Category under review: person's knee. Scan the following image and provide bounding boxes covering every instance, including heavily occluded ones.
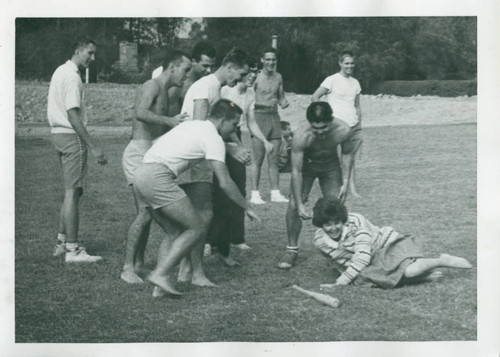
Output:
[64,187,83,201]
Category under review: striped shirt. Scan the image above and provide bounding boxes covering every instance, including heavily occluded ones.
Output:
[313,213,399,285]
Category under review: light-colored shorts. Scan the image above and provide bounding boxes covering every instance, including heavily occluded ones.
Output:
[134,163,186,210]
[176,160,214,186]
[51,133,87,189]
[340,121,362,154]
[122,139,152,185]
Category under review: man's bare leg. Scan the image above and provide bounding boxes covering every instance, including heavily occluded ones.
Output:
[250,136,266,192]
[267,138,281,191]
[147,197,207,296]
[121,186,152,284]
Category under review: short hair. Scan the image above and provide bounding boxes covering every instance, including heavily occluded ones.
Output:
[306,102,333,124]
[72,37,96,54]
[221,48,248,68]
[280,121,291,130]
[312,197,348,227]
[162,50,189,70]
[210,99,243,122]
[246,57,258,71]
[339,50,354,62]
[191,41,216,62]
[261,47,277,57]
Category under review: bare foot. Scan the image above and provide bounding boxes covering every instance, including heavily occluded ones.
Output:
[191,274,217,287]
[231,243,252,251]
[440,254,473,269]
[120,269,144,284]
[218,254,240,267]
[147,273,183,296]
[349,183,362,199]
[152,286,167,298]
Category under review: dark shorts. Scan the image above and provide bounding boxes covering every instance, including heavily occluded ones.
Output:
[254,109,282,141]
[51,133,88,189]
[355,234,424,288]
[298,156,342,203]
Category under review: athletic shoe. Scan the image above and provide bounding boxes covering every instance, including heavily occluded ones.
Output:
[271,192,289,203]
[278,250,298,269]
[52,243,67,257]
[231,243,252,251]
[65,247,102,263]
[250,192,266,205]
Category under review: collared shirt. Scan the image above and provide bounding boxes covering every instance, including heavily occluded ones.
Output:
[47,60,87,134]
[313,213,399,285]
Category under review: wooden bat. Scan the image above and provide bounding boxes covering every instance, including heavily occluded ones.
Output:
[292,285,341,308]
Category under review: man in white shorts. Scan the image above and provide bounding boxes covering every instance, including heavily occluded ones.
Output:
[120,50,192,284]
[133,99,260,297]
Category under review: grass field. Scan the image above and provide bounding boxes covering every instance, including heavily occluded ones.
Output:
[14,123,476,343]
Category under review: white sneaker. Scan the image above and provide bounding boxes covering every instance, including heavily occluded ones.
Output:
[231,243,252,251]
[52,243,67,257]
[250,192,266,205]
[271,192,289,203]
[65,247,102,263]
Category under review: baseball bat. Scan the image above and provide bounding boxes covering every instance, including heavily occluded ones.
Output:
[292,285,341,308]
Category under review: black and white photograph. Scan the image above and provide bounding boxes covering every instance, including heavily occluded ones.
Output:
[2,0,499,356]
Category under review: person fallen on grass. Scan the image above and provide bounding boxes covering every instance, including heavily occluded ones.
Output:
[311,197,473,288]
[120,50,192,284]
[132,99,260,297]
[277,120,293,174]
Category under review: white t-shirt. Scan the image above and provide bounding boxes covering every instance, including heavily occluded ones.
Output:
[47,60,87,134]
[320,73,361,127]
[221,85,255,128]
[151,66,163,79]
[181,74,221,119]
[143,120,226,176]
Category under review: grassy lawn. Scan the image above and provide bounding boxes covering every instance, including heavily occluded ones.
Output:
[14,123,476,342]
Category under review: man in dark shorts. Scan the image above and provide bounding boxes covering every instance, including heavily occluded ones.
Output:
[278,102,353,269]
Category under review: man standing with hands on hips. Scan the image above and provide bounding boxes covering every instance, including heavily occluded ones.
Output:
[48,37,108,263]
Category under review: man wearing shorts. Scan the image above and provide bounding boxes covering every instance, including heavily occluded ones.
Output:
[250,47,290,204]
[120,51,192,284]
[172,48,251,287]
[133,99,260,297]
[278,102,353,269]
[48,37,108,263]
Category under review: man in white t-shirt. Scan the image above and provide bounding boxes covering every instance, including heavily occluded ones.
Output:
[133,99,260,297]
[48,37,108,263]
[171,49,252,288]
[312,50,363,202]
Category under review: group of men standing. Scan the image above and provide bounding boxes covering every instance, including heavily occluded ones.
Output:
[47,37,362,297]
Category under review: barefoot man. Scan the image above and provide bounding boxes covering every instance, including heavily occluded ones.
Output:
[133,99,260,296]
[120,50,192,284]
[278,102,354,269]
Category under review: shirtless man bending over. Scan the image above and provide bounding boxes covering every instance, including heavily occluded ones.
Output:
[120,50,191,284]
[278,102,356,269]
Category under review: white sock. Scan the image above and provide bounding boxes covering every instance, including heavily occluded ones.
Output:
[271,190,281,195]
[57,233,66,245]
[66,242,78,252]
[251,190,261,196]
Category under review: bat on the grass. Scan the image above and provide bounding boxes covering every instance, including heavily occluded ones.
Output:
[292,285,341,308]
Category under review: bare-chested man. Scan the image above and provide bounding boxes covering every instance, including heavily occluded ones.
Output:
[120,50,192,284]
[250,47,290,204]
[277,102,356,269]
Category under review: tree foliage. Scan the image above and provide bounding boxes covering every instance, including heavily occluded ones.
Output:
[16,17,476,91]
